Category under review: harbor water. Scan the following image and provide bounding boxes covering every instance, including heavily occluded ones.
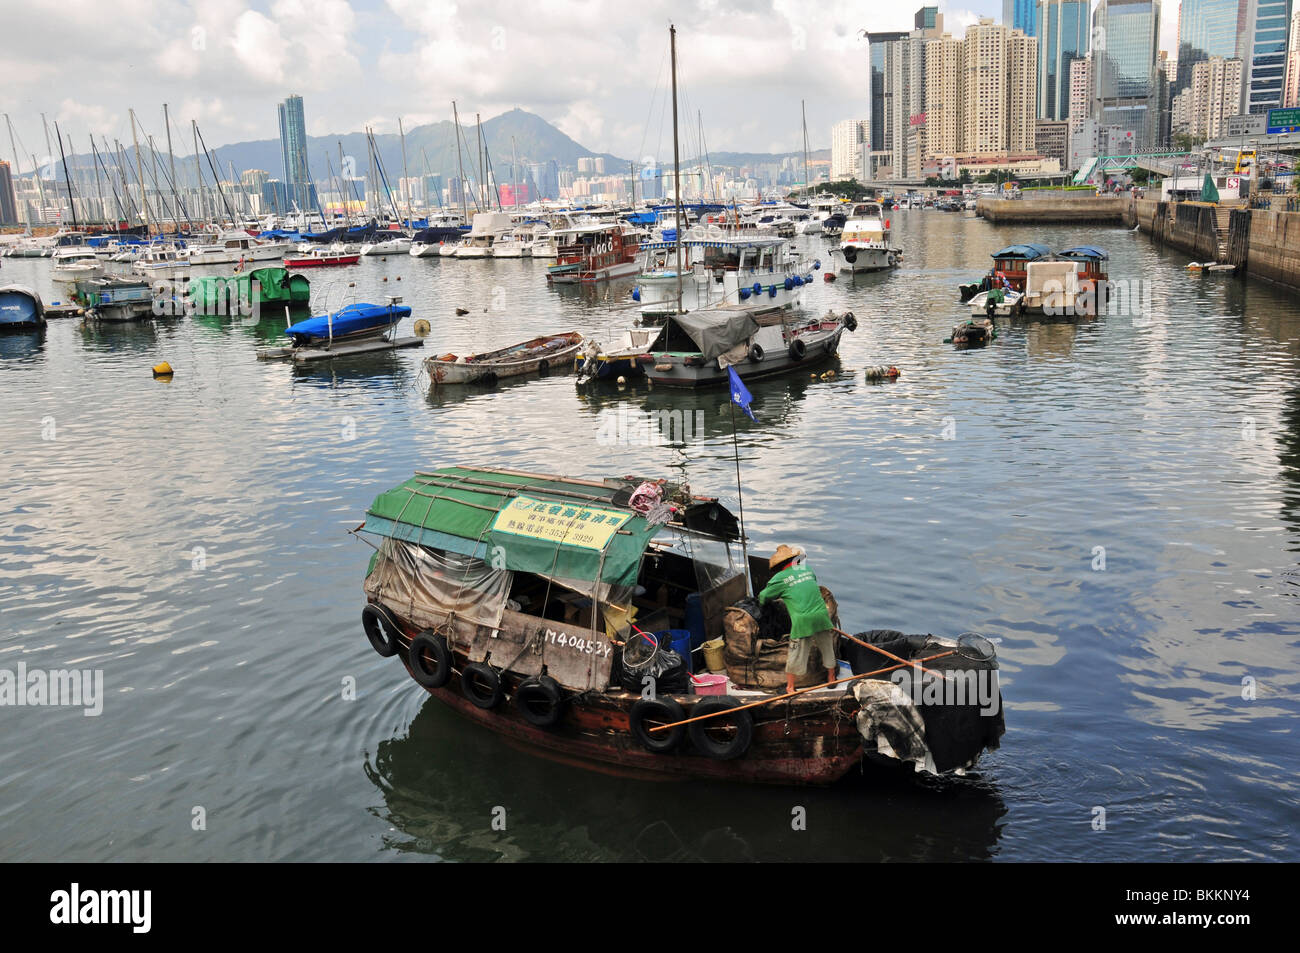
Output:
[1,212,1297,861]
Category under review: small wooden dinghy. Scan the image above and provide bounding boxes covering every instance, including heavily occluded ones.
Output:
[425,331,583,385]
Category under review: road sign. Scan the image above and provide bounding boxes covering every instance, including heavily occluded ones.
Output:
[1227,114,1267,137]
[1227,176,1240,190]
[1267,107,1300,135]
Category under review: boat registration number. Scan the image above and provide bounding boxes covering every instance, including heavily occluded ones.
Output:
[545,628,612,658]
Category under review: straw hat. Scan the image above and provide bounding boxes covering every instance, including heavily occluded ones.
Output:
[768,544,800,570]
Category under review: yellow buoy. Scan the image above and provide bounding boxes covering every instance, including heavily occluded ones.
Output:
[152,361,173,378]
[413,318,431,336]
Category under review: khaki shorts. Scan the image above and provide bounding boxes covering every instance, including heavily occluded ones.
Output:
[785,630,836,675]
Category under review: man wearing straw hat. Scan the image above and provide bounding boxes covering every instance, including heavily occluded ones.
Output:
[758,544,836,694]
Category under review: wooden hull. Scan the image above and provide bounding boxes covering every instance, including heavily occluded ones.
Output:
[426,333,583,385]
[395,640,863,786]
[284,255,360,268]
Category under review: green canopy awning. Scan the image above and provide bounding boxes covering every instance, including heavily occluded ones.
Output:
[362,466,667,588]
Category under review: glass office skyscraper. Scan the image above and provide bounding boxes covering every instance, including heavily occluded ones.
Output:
[1038,0,1091,119]
[1175,0,1247,96]
[1243,0,1294,113]
[277,94,312,213]
[867,31,908,152]
[1093,0,1163,147]
[1004,0,1041,35]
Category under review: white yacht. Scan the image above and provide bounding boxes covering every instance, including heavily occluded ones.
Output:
[633,229,810,320]
[830,202,900,274]
[50,248,106,282]
[359,235,413,256]
[452,211,514,258]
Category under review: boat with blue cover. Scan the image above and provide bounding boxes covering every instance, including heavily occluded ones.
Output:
[285,298,411,347]
[0,285,46,330]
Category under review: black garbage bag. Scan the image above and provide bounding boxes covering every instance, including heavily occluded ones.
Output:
[616,645,690,695]
[843,629,1005,773]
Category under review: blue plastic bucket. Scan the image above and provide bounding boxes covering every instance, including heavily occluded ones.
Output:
[659,629,694,673]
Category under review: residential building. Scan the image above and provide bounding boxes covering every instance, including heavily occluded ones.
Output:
[1037,0,1091,120]
[830,119,870,180]
[1092,0,1164,149]
[1069,55,1094,124]
[1286,9,1300,106]
[962,18,1038,155]
[924,33,965,156]
[882,10,945,179]
[1035,118,1071,166]
[1242,0,1294,114]
[1173,56,1245,139]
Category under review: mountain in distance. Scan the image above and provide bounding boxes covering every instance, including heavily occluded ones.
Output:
[205,108,630,185]
[52,107,829,194]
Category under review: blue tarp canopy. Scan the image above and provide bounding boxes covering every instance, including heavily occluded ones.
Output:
[1057,245,1109,261]
[992,243,1053,261]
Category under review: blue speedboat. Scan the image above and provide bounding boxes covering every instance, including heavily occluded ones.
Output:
[285,299,411,347]
[0,286,46,330]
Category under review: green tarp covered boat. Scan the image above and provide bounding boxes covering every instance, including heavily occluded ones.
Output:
[352,465,1006,783]
[187,267,309,314]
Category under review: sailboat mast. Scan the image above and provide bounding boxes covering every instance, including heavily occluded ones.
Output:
[476,113,485,209]
[670,24,683,314]
[54,121,77,230]
[399,116,411,225]
[129,110,150,236]
[164,104,181,232]
[801,100,810,199]
[4,114,28,228]
[452,101,469,220]
[192,120,204,225]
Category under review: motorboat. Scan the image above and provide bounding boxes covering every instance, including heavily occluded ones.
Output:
[0,285,45,329]
[829,203,900,274]
[284,297,411,347]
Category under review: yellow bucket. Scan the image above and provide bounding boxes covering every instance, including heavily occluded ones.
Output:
[702,638,726,673]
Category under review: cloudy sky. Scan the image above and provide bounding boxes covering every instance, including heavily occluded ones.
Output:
[2,0,1181,165]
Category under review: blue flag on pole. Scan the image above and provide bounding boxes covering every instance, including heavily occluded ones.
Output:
[728,366,758,422]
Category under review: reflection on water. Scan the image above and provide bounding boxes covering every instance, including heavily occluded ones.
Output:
[366,697,1008,862]
[1,215,1297,861]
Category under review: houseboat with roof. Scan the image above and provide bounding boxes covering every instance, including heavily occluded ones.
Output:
[355,465,1005,783]
[546,223,640,284]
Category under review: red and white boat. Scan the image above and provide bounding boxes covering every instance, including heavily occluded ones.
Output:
[546,224,641,284]
[284,245,361,268]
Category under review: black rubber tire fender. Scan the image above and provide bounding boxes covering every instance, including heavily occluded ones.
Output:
[408,631,452,689]
[788,338,807,361]
[629,697,686,753]
[749,343,764,363]
[844,312,858,332]
[362,604,400,658]
[537,359,550,375]
[514,674,564,727]
[461,662,504,709]
[688,696,753,760]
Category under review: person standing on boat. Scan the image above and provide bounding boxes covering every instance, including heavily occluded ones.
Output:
[758,545,836,694]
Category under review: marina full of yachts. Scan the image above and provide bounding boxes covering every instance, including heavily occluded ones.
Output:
[0,195,911,386]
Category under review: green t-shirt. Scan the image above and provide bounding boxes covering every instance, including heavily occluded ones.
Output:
[758,565,833,640]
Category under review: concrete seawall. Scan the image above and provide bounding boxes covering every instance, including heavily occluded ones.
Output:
[976,195,1128,224]
[1133,198,1300,293]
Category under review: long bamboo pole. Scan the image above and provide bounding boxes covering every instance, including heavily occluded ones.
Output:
[648,649,956,733]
